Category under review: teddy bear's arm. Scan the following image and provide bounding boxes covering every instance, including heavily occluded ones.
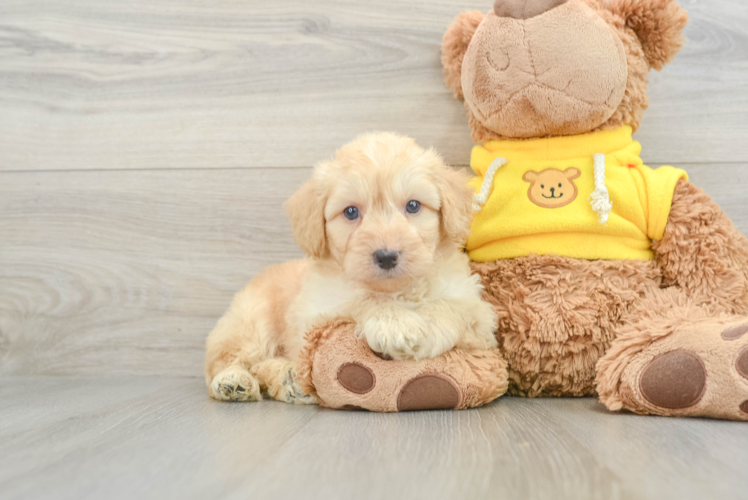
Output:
[653,179,748,315]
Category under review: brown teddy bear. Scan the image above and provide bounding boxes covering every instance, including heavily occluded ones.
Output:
[298,0,748,419]
[441,0,748,420]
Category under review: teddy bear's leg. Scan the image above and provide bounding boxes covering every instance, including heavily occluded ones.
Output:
[297,319,509,412]
[596,288,748,420]
[250,358,317,405]
[654,179,748,315]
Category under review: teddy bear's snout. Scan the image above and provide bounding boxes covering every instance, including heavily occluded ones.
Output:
[493,0,568,20]
[461,0,628,138]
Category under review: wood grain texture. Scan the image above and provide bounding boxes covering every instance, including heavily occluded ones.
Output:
[1,2,747,498]
[0,164,746,377]
[0,0,747,172]
[1,377,747,500]
[0,168,307,376]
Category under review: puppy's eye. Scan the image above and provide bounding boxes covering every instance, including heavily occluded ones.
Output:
[405,200,421,214]
[540,185,545,189]
[343,206,359,220]
[558,183,562,188]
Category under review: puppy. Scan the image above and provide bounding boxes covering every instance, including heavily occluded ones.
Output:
[204,132,498,404]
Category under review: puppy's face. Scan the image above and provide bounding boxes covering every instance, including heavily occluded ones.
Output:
[286,133,473,289]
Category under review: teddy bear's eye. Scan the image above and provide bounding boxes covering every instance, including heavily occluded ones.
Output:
[559,183,562,188]
[541,184,544,189]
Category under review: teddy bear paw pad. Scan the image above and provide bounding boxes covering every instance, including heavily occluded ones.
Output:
[396,374,461,411]
[736,348,748,380]
[340,405,368,411]
[337,362,376,394]
[722,323,748,341]
[639,349,707,410]
[617,320,748,420]
[740,401,748,414]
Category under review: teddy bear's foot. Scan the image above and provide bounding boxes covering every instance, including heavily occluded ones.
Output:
[250,358,318,405]
[210,366,262,402]
[297,319,508,412]
[612,321,748,420]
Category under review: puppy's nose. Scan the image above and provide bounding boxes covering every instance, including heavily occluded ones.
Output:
[373,249,399,270]
[493,0,567,19]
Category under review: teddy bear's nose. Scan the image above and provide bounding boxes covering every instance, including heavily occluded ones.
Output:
[493,0,568,19]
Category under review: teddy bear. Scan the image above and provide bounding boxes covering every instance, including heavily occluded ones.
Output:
[440,0,748,420]
[297,319,509,411]
[297,0,748,419]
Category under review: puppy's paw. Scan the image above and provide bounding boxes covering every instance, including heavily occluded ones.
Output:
[251,359,318,405]
[273,366,318,405]
[210,366,261,402]
[467,299,500,348]
[358,310,434,360]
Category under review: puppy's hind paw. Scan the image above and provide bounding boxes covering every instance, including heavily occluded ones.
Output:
[276,367,318,405]
[210,367,261,402]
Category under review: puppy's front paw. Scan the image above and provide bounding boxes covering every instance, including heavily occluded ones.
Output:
[358,310,434,360]
[210,366,261,402]
[466,299,499,348]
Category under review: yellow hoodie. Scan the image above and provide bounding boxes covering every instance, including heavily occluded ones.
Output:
[467,126,687,262]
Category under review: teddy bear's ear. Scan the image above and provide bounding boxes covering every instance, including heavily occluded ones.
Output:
[441,11,485,99]
[522,171,539,183]
[609,0,688,71]
[564,167,581,180]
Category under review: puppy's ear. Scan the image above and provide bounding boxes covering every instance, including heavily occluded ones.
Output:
[285,176,328,259]
[442,11,485,99]
[609,0,688,70]
[436,163,475,246]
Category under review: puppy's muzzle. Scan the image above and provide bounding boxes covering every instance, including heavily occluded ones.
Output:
[373,249,400,271]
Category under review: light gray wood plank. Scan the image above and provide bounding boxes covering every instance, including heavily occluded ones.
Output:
[0,165,746,376]
[1,376,747,500]
[0,0,747,172]
[0,168,306,376]
[676,163,748,225]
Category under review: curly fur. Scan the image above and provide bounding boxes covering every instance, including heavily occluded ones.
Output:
[468,181,748,419]
[653,180,748,315]
[471,255,662,396]
[470,180,748,402]
[609,0,688,70]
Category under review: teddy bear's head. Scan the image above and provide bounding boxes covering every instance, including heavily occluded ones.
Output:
[442,0,688,141]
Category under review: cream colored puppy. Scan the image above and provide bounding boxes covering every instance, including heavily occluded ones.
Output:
[205,133,497,404]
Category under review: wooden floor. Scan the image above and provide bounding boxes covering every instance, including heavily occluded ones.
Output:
[1,0,748,498]
[1,377,747,500]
